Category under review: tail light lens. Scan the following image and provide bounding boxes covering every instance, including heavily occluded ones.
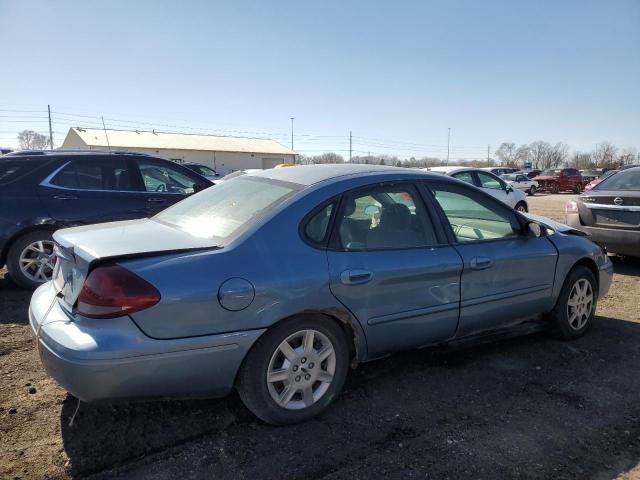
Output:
[75,264,160,318]
[565,201,579,213]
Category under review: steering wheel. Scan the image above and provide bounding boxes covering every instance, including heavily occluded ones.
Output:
[155,184,167,192]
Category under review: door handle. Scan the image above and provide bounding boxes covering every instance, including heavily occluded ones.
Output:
[147,198,166,203]
[340,269,374,285]
[470,257,493,270]
[53,194,77,200]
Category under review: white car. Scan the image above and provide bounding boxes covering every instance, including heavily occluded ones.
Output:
[425,166,529,212]
[500,173,539,196]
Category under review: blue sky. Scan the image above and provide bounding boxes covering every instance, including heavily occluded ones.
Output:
[0,0,638,159]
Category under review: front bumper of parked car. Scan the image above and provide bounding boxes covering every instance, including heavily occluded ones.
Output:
[565,213,640,257]
[29,282,265,402]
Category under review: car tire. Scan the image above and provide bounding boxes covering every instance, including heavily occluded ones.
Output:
[528,186,536,196]
[574,184,583,194]
[515,201,528,213]
[549,266,597,340]
[6,230,56,289]
[237,314,350,425]
[550,182,560,194]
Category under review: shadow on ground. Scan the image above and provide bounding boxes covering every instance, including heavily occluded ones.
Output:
[60,313,640,480]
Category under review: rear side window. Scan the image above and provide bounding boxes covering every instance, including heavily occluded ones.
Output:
[0,158,50,185]
[50,159,135,191]
[477,172,503,190]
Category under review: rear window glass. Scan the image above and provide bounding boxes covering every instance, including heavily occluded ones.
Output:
[594,169,640,191]
[155,176,301,242]
[0,158,50,185]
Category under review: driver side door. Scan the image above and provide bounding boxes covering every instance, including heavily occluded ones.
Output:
[133,158,204,215]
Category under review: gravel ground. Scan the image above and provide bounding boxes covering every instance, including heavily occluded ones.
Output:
[1,193,640,480]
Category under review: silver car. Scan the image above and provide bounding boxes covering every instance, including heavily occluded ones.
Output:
[30,164,612,424]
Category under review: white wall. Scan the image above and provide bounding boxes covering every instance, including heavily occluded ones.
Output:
[85,146,292,175]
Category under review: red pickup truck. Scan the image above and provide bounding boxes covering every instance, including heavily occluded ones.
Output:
[533,168,584,193]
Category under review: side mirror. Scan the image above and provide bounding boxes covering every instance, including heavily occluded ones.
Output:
[506,185,514,194]
[527,221,543,238]
[364,205,381,218]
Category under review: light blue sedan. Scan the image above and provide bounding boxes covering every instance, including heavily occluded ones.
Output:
[29,164,613,424]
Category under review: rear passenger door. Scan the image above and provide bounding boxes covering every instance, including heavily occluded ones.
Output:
[326,182,462,358]
[38,156,149,224]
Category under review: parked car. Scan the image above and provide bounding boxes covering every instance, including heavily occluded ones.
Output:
[581,169,602,184]
[427,167,529,212]
[584,169,618,191]
[181,162,222,182]
[214,169,262,183]
[565,166,640,257]
[533,168,584,194]
[481,167,520,176]
[517,169,543,179]
[0,147,13,155]
[0,150,211,288]
[500,173,539,196]
[30,164,612,425]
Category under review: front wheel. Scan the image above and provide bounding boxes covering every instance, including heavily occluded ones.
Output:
[549,266,597,339]
[550,182,560,194]
[237,315,350,425]
[515,201,528,213]
[574,184,583,194]
[528,186,536,196]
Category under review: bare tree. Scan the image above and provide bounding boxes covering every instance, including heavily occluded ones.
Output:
[592,141,618,168]
[546,142,569,168]
[528,141,550,169]
[618,147,638,166]
[569,151,594,170]
[17,130,51,150]
[515,144,531,164]
[494,142,517,166]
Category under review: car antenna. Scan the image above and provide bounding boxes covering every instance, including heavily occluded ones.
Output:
[101,116,111,152]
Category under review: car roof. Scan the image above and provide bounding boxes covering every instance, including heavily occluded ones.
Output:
[247,163,438,186]
[2,149,153,157]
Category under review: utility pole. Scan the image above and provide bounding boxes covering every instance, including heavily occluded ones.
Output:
[349,131,352,162]
[289,117,295,164]
[47,105,54,150]
[447,128,451,163]
[487,144,490,163]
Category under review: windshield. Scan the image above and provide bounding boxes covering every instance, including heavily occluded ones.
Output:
[541,169,562,176]
[154,176,301,242]
[594,168,640,191]
[188,164,216,176]
[501,174,517,181]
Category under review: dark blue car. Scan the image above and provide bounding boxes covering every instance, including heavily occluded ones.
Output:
[0,150,210,288]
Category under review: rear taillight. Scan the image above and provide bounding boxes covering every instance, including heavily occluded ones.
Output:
[565,201,579,213]
[75,264,160,319]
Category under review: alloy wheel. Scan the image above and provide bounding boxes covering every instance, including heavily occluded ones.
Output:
[266,329,336,410]
[19,240,55,283]
[566,279,593,330]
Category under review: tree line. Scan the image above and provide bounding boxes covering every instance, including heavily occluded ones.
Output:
[299,141,638,170]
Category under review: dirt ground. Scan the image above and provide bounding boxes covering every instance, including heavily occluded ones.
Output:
[1,193,640,480]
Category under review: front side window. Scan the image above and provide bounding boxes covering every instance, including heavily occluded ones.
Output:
[155,176,300,242]
[476,172,504,190]
[138,160,198,194]
[336,184,438,250]
[50,159,134,191]
[430,183,521,243]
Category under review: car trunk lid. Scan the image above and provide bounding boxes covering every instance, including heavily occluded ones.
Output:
[578,191,640,230]
[52,218,219,306]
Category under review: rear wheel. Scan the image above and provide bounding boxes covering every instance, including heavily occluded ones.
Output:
[237,315,349,425]
[549,266,597,339]
[6,231,55,289]
[528,186,536,196]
